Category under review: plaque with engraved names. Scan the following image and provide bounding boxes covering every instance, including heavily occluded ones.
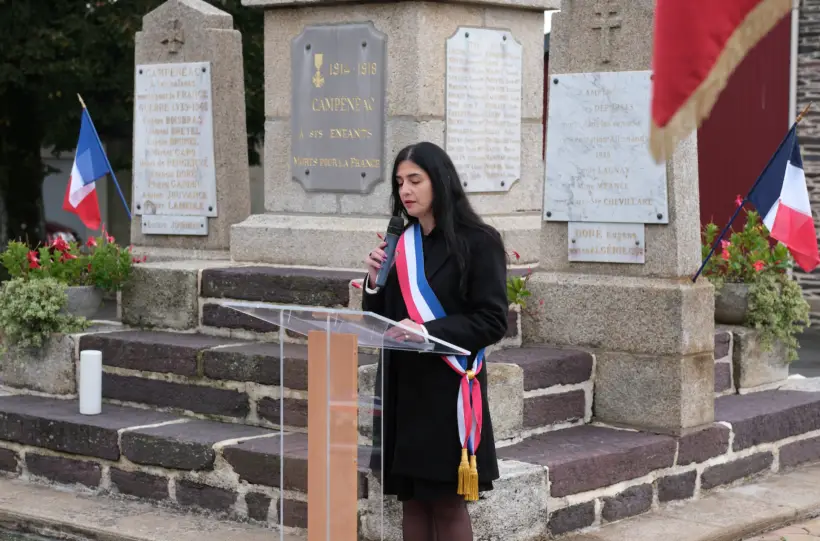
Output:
[141,215,208,236]
[133,61,217,218]
[543,70,669,224]
[568,222,645,264]
[445,27,522,193]
[291,23,387,193]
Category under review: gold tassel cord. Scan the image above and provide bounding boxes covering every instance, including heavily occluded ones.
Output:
[466,454,479,502]
[458,370,481,500]
[457,448,470,496]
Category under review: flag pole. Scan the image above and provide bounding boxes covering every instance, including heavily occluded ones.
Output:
[691,102,813,283]
[76,94,132,221]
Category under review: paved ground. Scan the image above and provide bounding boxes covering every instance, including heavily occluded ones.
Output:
[567,463,820,541]
[0,478,303,541]
[745,517,820,540]
[0,464,819,541]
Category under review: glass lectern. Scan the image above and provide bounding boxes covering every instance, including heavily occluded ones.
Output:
[223,301,469,541]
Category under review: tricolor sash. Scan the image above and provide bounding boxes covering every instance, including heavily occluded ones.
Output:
[394,223,485,501]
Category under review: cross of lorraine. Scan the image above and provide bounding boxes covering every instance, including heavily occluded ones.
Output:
[592,0,622,64]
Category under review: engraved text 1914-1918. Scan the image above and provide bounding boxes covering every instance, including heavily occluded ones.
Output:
[291,23,387,194]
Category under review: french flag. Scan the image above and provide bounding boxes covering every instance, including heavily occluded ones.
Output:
[748,126,820,273]
[62,108,109,231]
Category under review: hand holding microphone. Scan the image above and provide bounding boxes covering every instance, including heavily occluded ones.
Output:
[364,242,387,286]
[364,216,404,289]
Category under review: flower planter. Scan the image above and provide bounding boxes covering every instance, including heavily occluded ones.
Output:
[0,334,78,395]
[66,286,103,319]
[729,326,789,390]
[714,283,750,325]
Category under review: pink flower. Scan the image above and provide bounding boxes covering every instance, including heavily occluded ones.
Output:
[720,240,730,250]
[753,260,765,272]
[51,237,69,252]
[27,251,40,270]
[86,237,97,248]
[721,248,731,260]
[735,195,744,207]
[512,250,521,261]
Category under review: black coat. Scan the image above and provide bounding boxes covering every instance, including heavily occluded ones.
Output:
[362,224,509,496]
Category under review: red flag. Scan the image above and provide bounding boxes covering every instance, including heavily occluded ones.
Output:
[649,0,793,163]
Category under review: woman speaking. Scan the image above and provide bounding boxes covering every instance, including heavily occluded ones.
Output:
[362,142,509,541]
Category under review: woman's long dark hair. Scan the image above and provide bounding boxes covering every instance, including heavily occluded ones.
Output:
[390,142,505,296]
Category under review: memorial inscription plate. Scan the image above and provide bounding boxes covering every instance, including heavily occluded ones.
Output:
[133,61,217,223]
[445,27,522,193]
[141,215,208,236]
[291,23,387,193]
[568,222,645,264]
[543,70,668,223]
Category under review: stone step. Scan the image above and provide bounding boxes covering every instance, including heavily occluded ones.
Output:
[2,390,820,540]
[489,346,594,431]
[201,266,362,308]
[79,330,594,438]
[496,389,820,537]
[79,330,377,428]
[121,261,528,342]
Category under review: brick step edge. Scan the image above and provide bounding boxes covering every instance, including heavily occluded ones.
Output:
[79,330,596,438]
[98,369,593,440]
[3,391,820,540]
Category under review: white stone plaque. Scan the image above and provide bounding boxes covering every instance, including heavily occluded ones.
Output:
[544,70,668,224]
[446,27,522,193]
[133,61,217,219]
[568,222,645,264]
[141,215,208,236]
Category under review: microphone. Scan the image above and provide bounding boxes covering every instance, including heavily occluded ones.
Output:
[375,216,405,288]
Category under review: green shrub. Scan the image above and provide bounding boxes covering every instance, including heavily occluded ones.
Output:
[0,277,89,351]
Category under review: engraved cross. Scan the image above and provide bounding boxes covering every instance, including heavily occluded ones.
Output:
[161,19,185,54]
[591,0,622,64]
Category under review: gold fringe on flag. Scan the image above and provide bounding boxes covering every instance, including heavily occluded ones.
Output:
[650,0,794,163]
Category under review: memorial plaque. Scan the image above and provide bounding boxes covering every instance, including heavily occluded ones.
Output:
[291,23,387,193]
[568,222,645,264]
[141,215,208,236]
[133,61,217,219]
[445,27,522,193]
[544,70,668,224]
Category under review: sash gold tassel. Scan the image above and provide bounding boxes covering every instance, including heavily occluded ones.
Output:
[457,448,470,496]
[466,454,479,501]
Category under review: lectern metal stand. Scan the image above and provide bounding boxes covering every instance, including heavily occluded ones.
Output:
[223,302,468,541]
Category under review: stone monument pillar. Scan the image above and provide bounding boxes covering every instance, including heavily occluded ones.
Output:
[231,0,557,268]
[527,0,715,434]
[131,0,251,258]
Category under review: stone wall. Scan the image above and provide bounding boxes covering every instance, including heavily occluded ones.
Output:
[796,0,820,322]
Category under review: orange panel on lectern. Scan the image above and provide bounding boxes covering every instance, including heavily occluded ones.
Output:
[307,330,359,541]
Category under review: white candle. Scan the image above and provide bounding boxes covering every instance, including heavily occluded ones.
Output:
[79,350,103,415]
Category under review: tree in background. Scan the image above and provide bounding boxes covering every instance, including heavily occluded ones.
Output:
[0,0,263,248]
